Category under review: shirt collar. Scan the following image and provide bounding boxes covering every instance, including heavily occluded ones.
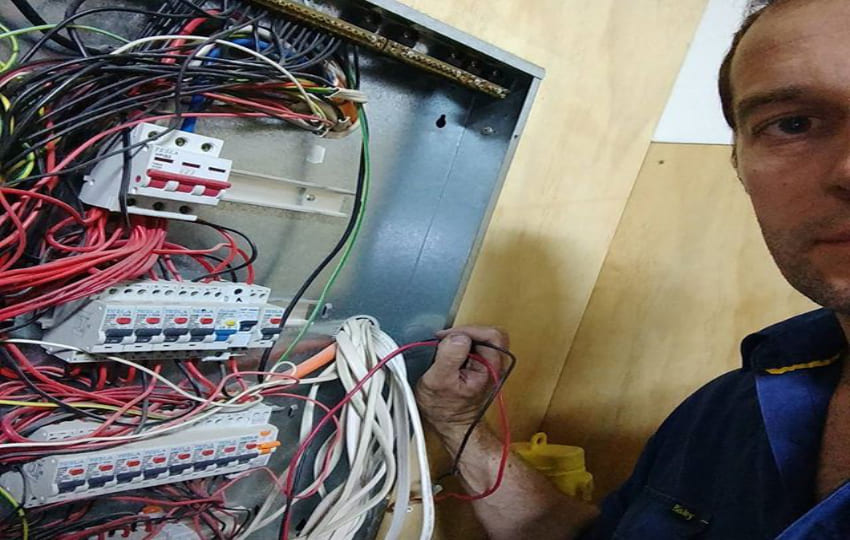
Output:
[741,309,847,372]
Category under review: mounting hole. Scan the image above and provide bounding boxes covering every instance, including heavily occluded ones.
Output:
[287,404,299,417]
[127,198,137,206]
[108,288,118,294]
[201,142,214,152]
[152,202,165,211]
[436,114,447,128]
[134,175,142,183]
[175,137,187,147]
[178,205,192,214]
[137,290,145,295]
[147,131,159,139]
[164,290,173,296]
[234,288,243,294]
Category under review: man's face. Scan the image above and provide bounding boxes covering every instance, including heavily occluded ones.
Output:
[733,0,850,312]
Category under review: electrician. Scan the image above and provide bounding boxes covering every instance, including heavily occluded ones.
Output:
[415,0,850,537]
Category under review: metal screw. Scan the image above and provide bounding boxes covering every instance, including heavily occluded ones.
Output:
[305,193,316,202]
[481,126,495,136]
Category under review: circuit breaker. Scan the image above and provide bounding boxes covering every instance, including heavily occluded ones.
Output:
[41,280,308,362]
[0,405,279,507]
[80,123,233,221]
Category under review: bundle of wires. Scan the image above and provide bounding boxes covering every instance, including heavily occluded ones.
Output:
[1,476,259,539]
[0,0,366,325]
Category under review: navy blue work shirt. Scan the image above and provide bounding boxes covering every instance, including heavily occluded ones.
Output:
[579,309,850,539]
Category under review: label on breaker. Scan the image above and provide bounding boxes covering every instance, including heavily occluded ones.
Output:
[56,458,88,493]
[163,307,191,342]
[115,452,144,482]
[103,307,135,330]
[168,445,194,474]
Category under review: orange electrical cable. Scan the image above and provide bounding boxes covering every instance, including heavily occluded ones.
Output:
[291,343,337,379]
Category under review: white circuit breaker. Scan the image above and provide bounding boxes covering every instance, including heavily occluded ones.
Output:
[80,123,232,221]
[0,405,280,508]
[41,280,310,362]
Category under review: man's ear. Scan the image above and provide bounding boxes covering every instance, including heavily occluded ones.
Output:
[731,138,749,193]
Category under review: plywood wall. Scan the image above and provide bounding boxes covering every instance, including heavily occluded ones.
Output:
[540,142,816,499]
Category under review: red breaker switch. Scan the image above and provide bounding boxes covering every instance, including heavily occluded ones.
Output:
[99,464,114,472]
[200,317,214,325]
[145,317,161,325]
[116,317,132,325]
[174,317,188,324]
[79,123,232,221]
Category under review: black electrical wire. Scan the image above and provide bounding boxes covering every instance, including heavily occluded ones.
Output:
[175,360,203,397]
[256,140,367,383]
[118,125,132,225]
[447,341,517,477]
[9,0,80,52]
[190,219,259,282]
[133,371,151,435]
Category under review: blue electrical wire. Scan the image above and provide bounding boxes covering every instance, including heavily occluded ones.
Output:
[181,38,272,132]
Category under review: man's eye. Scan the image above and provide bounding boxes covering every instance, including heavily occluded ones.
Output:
[771,116,813,135]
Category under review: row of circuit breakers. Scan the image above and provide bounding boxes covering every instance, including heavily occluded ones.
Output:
[0,126,295,520]
[0,405,279,507]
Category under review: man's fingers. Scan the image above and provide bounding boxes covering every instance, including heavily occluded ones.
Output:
[435,326,509,349]
[423,333,472,383]
[436,326,508,375]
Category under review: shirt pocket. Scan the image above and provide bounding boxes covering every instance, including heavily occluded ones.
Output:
[613,486,711,539]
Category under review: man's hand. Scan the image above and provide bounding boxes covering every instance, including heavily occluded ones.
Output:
[415,326,508,433]
[414,325,600,540]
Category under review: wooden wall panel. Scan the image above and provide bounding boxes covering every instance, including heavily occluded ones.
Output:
[540,142,816,500]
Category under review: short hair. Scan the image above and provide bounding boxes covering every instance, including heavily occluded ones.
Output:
[718,0,794,130]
